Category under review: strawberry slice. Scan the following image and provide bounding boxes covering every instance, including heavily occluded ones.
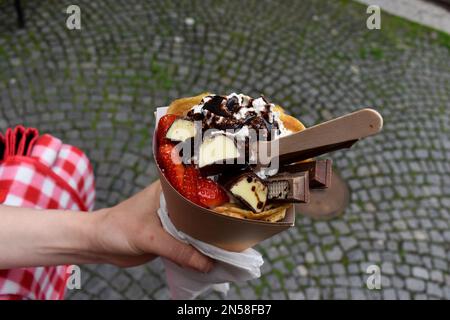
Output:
[158,143,184,191]
[157,114,178,146]
[197,177,229,208]
[182,166,202,206]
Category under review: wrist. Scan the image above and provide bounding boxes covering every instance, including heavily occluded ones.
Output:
[17,208,113,267]
[53,209,112,265]
[87,207,114,264]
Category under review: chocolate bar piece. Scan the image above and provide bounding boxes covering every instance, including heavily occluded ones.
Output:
[279,159,332,189]
[221,172,268,213]
[266,172,309,203]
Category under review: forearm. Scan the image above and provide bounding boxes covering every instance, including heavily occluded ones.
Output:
[0,205,106,269]
[0,181,213,273]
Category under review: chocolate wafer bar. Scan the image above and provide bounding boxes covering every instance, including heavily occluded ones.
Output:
[279,159,332,188]
[266,172,309,203]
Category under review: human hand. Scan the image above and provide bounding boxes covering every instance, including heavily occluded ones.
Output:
[93,180,213,272]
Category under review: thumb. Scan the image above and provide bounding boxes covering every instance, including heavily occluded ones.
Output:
[153,231,214,273]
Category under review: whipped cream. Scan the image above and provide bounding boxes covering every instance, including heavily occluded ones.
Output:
[187,93,292,140]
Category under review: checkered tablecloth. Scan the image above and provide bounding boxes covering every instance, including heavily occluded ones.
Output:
[0,126,95,300]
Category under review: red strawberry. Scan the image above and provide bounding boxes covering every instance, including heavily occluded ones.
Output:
[157,114,178,145]
[158,143,184,191]
[182,166,202,206]
[197,178,229,208]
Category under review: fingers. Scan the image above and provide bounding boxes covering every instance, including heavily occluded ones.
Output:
[153,231,213,273]
[112,253,157,268]
[133,180,213,272]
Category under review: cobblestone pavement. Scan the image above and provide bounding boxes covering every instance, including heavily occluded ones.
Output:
[1,0,449,300]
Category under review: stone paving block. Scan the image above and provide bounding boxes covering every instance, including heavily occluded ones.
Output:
[406,279,426,293]
[426,282,443,298]
[349,289,366,300]
[339,236,358,251]
[383,288,397,300]
[154,287,170,300]
[288,291,305,300]
[305,288,320,300]
[444,287,450,300]
[325,246,343,262]
[412,267,430,280]
[111,273,132,292]
[270,291,287,300]
[430,270,444,283]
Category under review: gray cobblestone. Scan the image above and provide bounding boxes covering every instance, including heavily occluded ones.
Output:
[430,245,446,259]
[430,270,444,283]
[392,277,405,289]
[397,290,411,300]
[383,289,397,300]
[406,279,426,292]
[305,252,315,264]
[397,265,411,277]
[154,287,170,300]
[325,246,343,262]
[288,291,305,300]
[295,265,308,277]
[111,273,132,292]
[331,264,346,276]
[305,288,320,300]
[331,221,350,235]
[444,287,450,300]
[347,249,365,262]
[381,262,395,275]
[426,282,443,298]
[349,289,366,300]
[266,275,282,291]
[339,236,358,251]
[412,267,430,280]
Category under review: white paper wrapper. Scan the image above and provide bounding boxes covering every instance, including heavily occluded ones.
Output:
[157,193,264,300]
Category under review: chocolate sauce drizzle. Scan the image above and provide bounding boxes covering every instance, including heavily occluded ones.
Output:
[186,94,281,140]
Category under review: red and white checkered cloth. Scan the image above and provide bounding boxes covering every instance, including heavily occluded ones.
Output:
[0,127,95,300]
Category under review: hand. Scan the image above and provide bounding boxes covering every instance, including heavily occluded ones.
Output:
[93,180,213,272]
